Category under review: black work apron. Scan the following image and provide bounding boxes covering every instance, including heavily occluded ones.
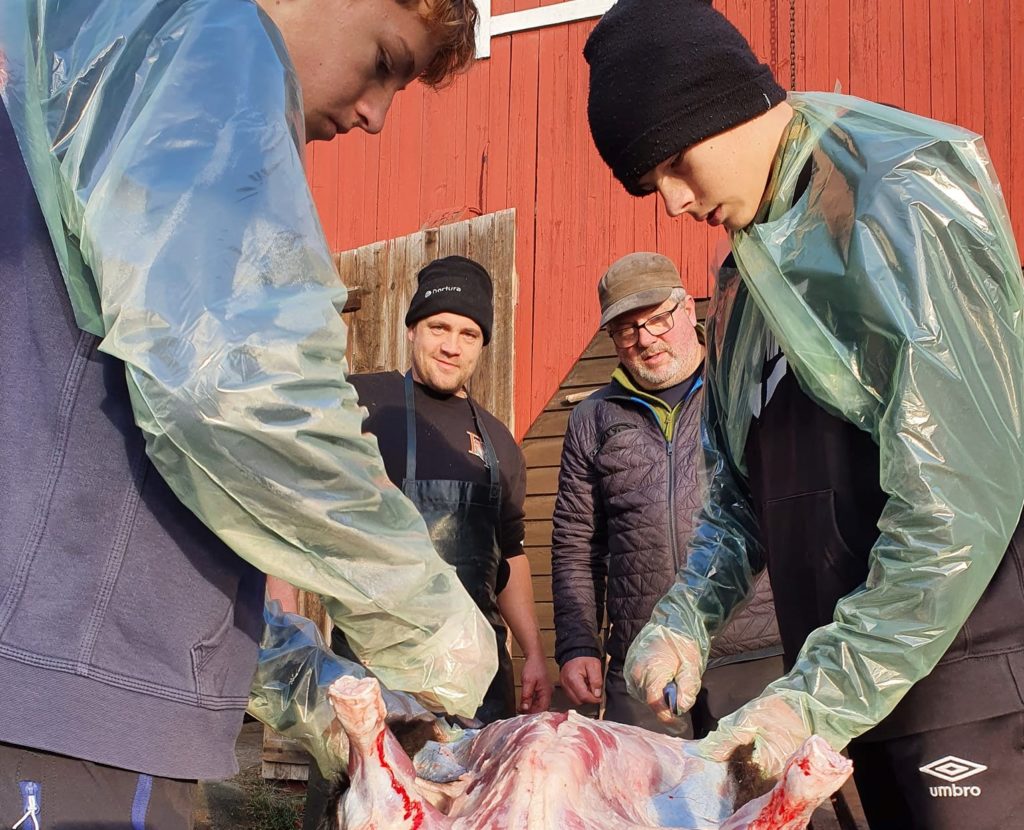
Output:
[744,369,1024,744]
[402,371,516,724]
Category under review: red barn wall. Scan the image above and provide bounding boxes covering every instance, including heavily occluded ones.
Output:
[308,0,1024,439]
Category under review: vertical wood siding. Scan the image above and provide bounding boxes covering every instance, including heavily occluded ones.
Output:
[309,0,1024,438]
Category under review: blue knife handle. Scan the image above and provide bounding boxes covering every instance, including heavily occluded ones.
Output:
[663,682,678,716]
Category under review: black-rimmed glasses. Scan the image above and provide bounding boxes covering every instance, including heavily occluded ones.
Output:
[608,302,680,349]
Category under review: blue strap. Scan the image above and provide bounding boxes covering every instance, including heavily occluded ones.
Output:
[131,774,154,830]
[685,375,704,403]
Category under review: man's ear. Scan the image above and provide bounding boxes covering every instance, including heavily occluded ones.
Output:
[684,294,697,325]
[406,325,416,344]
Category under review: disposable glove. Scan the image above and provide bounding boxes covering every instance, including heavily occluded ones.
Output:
[624,625,704,724]
[696,695,813,779]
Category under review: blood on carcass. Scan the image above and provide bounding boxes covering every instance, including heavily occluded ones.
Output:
[742,788,802,830]
[375,731,425,829]
[327,677,852,830]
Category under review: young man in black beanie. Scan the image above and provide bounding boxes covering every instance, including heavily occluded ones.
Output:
[298,255,553,828]
[585,1,1024,827]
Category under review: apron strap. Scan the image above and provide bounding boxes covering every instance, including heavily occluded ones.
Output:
[467,396,501,495]
[404,370,418,482]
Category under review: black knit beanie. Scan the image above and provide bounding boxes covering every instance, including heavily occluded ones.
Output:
[585,0,787,196]
[405,256,494,344]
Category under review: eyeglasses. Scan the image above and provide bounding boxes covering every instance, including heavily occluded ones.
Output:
[608,302,680,349]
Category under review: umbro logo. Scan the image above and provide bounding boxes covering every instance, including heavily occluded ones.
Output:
[919,756,987,783]
[920,755,987,799]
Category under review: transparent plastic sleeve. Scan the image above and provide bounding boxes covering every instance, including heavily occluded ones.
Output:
[0,0,496,717]
[624,265,768,701]
[633,92,1024,751]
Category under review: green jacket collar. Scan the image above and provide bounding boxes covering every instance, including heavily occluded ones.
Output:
[611,366,689,440]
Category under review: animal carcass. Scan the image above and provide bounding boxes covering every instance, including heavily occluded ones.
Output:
[328,676,852,830]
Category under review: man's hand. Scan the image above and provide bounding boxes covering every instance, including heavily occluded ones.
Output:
[624,626,703,724]
[265,576,300,614]
[519,653,554,714]
[497,556,553,714]
[697,695,812,779]
[559,656,604,705]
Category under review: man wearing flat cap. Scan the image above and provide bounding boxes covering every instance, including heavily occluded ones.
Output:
[551,252,782,737]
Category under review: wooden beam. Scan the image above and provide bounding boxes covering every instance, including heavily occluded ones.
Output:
[341,285,364,314]
[477,0,614,58]
[523,409,572,439]
[491,0,615,39]
[523,519,554,548]
[526,465,560,496]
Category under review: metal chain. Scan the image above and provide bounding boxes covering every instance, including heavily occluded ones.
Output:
[789,0,798,90]
[770,0,779,80]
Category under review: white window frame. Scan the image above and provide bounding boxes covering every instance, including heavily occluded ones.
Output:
[474,0,616,58]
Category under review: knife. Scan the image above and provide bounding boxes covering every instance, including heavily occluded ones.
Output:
[663,681,680,717]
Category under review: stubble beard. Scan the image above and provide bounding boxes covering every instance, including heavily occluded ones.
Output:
[419,356,472,396]
[628,345,689,390]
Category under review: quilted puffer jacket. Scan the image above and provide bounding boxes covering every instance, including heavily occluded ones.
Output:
[552,369,779,668]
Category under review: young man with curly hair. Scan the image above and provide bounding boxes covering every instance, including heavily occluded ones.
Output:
[0,0,486,824]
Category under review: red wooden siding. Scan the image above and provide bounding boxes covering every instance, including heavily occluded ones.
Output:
[308,0,1024,439]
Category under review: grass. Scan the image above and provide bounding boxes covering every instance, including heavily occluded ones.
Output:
[236,778,304,830]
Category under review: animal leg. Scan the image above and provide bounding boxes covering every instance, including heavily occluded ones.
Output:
[720,736,852,830]
[328,675,450,830]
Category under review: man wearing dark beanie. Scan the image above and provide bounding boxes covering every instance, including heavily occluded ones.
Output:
[405,255,496,346]
[299,255,553,826]
[585,0,787,203]
[585,2,1024,828]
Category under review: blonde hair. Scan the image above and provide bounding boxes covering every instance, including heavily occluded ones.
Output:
[401,0,480,86]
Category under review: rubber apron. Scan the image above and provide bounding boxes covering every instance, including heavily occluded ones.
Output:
[402,371,516,723]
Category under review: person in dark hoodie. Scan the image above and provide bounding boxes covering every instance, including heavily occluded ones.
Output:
[584,1,1024,827]
[552,252,782,739]
[0,0,494,825]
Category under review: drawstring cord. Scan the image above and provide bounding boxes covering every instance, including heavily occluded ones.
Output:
[11,801,39,830]
[12,782,40,830]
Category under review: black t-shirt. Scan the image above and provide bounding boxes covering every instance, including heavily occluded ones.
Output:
[348,371,527,560]
[649,367,702,409]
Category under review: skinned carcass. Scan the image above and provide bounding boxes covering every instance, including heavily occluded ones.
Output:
[328,676,851,830]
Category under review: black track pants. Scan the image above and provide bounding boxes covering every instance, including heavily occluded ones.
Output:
[848,711,1024,830]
